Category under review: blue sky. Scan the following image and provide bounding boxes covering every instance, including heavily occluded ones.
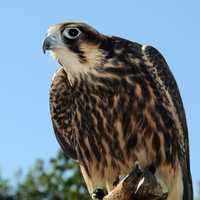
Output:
[0,0,199,196]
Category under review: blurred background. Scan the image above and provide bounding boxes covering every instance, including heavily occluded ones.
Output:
[0,0,199,199]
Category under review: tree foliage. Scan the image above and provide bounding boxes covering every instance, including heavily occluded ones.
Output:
[0,151,89,200]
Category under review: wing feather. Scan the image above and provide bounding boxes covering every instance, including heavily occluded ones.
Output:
[142,45,193,199]
[49,67,77,160]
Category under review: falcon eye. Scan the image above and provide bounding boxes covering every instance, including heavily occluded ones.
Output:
[63,28,81,39]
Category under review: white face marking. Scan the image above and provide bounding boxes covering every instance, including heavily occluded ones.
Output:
[50,47,98,83]
[46,26,104,83]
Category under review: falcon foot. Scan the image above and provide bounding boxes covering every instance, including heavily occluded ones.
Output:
[109,162,168,200]
[92,188,105,200]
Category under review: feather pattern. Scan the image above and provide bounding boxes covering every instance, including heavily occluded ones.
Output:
[46,22,193,200]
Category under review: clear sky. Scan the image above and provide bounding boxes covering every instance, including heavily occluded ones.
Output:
[0,0,199,196]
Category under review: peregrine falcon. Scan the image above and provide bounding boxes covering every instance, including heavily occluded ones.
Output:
[43,22,193,200]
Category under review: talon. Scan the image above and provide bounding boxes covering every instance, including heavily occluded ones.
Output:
[92,188,105,200]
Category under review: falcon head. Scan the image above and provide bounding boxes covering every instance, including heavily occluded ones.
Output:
[43,22,109,79]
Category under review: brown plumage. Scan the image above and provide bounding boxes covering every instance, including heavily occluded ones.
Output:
[43,22,193,200]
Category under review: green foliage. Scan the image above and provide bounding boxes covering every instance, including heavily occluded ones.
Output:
[0,151,89,200]
[0,174,14,200]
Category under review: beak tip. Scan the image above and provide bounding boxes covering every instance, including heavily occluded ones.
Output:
[42,37,50,54]
[42,34,57,54]
[42,47,46,54]
[42,39,47,54]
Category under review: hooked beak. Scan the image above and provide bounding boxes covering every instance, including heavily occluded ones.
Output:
[42,34,58,54]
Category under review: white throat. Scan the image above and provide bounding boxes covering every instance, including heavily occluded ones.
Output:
[50,44,104,84]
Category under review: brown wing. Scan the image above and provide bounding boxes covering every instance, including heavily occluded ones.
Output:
[143,45,193,200]
[49,67,77,160]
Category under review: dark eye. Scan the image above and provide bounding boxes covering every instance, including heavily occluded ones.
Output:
[63,28,81,39]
